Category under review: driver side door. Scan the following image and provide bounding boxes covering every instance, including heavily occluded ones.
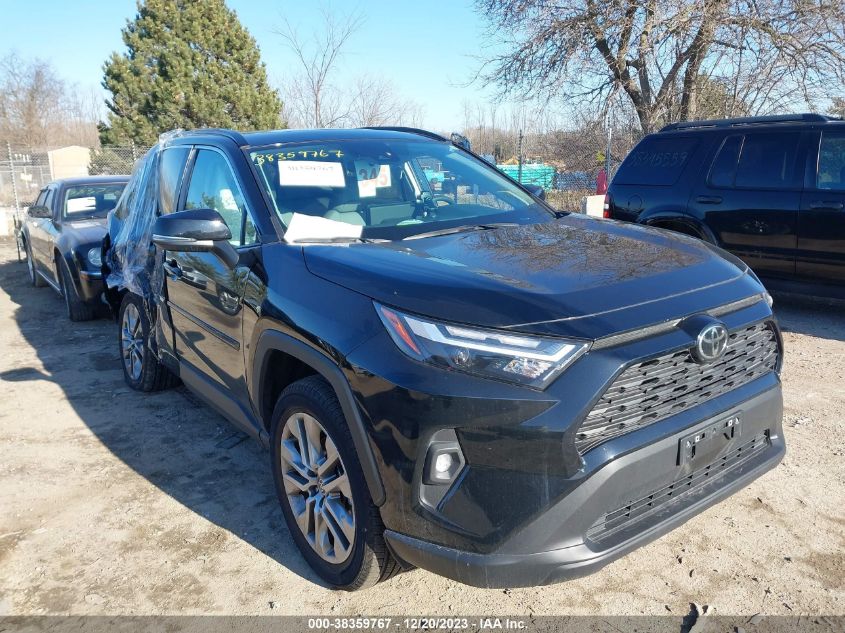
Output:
[165,147,259,404]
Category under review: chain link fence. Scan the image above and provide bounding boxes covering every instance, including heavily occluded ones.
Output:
[461,123,643,211]
[0,143,149,240]
[1,143,149,210]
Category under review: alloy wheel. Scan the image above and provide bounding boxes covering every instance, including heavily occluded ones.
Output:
[121,303,144,381]
[279,412,355,564]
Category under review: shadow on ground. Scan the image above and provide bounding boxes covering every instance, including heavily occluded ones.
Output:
[772,292,845,343]
[0,248,323,587]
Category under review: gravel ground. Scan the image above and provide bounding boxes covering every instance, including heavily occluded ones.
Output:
[0,238,842,617]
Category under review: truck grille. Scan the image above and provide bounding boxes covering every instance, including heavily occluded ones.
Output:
[576,322,779,453]
[586,432,769,544]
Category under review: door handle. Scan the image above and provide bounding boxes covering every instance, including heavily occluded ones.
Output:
[696,195,723,205]
[808,200,844,210]
[162,259,182,278]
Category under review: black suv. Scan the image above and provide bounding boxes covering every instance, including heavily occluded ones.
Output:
[103,127,784,590]
[607,113,845,299]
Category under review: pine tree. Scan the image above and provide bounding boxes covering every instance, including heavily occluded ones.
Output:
[101,0,282,145]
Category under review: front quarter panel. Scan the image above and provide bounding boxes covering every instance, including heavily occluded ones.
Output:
[244,242,386,420]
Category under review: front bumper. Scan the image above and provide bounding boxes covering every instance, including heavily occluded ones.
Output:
[383,385,784,587]
[77,270,105,304]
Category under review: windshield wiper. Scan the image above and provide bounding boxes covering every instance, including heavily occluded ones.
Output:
[403,222,519,241]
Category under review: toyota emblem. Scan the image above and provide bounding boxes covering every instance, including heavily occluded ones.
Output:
[693,322,729,364]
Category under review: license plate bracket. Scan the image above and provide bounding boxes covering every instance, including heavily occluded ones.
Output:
[679,413,742,466]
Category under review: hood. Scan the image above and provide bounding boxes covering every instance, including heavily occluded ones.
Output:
[63,218,108,246]
[303,215,765,340]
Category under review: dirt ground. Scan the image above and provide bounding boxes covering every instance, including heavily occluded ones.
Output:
[0,237,842,617]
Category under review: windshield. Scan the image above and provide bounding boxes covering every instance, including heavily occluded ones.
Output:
[248,139,552,241]
[64,183,126,219]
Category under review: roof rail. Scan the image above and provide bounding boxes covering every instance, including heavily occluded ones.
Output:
[180,128,249,146]
[660,113,838,132]
[361,126,449,142]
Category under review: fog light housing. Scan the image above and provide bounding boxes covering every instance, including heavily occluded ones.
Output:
[423,440,465,485]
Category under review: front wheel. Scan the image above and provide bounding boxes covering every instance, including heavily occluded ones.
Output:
[58,258,95,322]
[270,376,400,590]
[118,293,178,392]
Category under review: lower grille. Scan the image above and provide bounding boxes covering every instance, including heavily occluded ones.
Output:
[576,322,779,453]
[586,432,769,544]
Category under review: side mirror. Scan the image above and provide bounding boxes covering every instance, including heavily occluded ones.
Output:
[450,132,471,151]
[28,205,51,219]
[524,184,546,201]
[152,208,239,268]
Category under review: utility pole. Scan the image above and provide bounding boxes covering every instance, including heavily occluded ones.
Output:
[604,108,613,178]
[7,142,20,216]
[517,129,524,183]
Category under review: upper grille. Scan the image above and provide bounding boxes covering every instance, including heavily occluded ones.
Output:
[575,322,779,453]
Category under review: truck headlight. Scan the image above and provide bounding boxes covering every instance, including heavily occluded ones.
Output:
[376,303,589,389]
[87,247,102,267]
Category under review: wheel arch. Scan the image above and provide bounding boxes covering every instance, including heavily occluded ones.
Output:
[53,242,82,285]
[641,212,718,244]
[252,330,386,506]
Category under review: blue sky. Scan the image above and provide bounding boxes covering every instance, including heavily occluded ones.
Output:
[1,0,500,130]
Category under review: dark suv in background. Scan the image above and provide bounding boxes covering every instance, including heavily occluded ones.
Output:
[607,113,845,299]
[103,127,784,590]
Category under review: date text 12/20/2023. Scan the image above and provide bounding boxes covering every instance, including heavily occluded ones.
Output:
[307,618,527,630]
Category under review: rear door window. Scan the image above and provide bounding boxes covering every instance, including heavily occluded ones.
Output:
[614,136,699,186]
[734,133,800,189]
[708,132,801,190]
[708,136,742,188]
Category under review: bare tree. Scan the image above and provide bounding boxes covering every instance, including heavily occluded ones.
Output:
[276,8,364,128]
[476,0,845,132]
[0,52,100,148]
[1,52,65,146]
[346,75,424,127]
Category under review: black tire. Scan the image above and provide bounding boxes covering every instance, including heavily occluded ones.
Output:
[270,375,400,590]
[58,258,95,322]
[25,240,45,287]
[118,293,179,392]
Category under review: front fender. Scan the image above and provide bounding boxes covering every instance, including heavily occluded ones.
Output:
[251,328,387,506]
[54,234,86,293]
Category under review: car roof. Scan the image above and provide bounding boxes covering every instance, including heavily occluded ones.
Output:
[49,175,130,187]
[165,126,449,148]
[658,113,843,134]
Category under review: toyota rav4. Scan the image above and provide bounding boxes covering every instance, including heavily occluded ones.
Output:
[102,127,784,590]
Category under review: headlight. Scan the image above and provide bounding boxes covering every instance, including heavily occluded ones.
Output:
[376,303,589,389]
[86,247,102,267]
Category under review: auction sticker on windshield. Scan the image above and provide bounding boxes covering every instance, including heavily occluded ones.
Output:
[356,161,391,197]
[279,161,345,187]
